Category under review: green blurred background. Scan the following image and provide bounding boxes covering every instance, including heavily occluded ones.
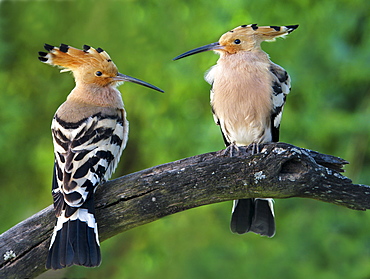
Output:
[1,0,369,278]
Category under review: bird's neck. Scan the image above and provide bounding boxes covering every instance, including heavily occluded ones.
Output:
[219,49,270,64]
[67,82,124,109]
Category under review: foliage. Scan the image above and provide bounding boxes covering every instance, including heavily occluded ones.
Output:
[0,0,369,278]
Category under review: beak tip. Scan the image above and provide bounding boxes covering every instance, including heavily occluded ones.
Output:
[173,42,221,61]
[172,54,186,61]
[116,73,164,93]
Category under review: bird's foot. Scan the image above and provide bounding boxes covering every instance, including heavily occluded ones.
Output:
[221,142,240,157]
[247,142,262,156]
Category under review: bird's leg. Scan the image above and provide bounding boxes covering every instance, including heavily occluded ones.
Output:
[248,142,261,156]
[252,142,259,155]
[222,142,240,157]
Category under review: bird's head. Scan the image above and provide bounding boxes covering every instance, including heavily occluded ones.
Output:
[173,24,298,60]
[39,44,164,92]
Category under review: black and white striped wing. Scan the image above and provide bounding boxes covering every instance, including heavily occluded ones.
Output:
[269,63,291,142]
[51,112,127,217]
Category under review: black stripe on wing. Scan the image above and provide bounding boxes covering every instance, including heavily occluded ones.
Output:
[270,111,281,142]
[269,65,290,143]
[270,66,289,84]
[52,163,64,217]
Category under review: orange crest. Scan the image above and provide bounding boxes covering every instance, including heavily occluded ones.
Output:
[38,44,118,75]
[218,24,299,53]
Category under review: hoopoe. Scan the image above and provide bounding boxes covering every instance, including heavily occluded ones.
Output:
[39,44,163,269]
[174,24,298,237]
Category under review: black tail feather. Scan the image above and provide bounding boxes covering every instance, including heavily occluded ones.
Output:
[250,199,275,237]
[46,218,101,269]
[59,220,74,267]
[46,196,101,270]
[230,198,275,237]
[46,231,63,269]
[86,223,101,267]
[74,218,88,265]
[230,199,254,234]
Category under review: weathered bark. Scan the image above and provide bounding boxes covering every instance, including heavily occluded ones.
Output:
[1,142,369,279]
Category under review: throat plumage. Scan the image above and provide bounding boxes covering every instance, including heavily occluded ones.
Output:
[68,83,124,109]
[210,52,273,145]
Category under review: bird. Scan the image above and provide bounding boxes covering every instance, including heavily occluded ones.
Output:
[173,24,298,237]
[39,44,164,269]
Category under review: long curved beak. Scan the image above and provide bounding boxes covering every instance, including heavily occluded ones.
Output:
[114,73,164,93]
[173,42,224,60]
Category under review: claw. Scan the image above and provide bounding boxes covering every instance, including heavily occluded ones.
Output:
[246,142,261,155]
[222,142,240,157]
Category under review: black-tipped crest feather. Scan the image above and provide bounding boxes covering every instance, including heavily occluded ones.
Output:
[44,43,54,51]
[59,44,69,53]
[251,23,258,30]
[83,45,91,52]
[38,56,48,62]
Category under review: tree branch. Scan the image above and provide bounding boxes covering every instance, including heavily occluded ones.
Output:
[1,142,369,278]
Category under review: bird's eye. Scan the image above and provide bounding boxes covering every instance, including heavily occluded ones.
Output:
[95,71,103,77]
[234,39,241,44]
